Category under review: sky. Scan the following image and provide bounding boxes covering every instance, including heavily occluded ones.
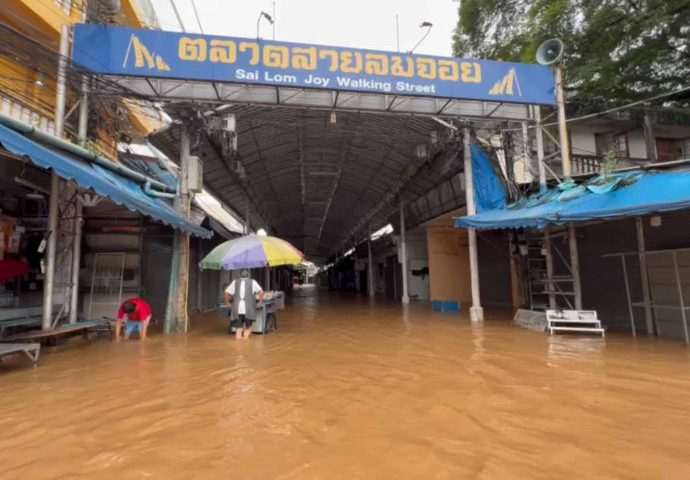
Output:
[149,0,459,57]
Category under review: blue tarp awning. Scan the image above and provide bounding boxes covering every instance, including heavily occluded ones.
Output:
[455,170,690,230]
[0,123,211,238]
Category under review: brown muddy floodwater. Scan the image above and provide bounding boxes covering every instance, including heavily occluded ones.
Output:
[2,286,690,479]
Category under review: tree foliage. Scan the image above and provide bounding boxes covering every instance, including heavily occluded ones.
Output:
[452,0,690,109]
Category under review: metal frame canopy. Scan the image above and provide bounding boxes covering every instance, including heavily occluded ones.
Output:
[71,24,556,117]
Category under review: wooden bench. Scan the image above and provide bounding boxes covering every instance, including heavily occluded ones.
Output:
[0,342,40,364]
[0,307,44,337]
[546,309,605,337]
[6,319,113,345]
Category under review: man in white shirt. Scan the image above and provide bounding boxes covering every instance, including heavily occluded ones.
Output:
[224,268,264,339]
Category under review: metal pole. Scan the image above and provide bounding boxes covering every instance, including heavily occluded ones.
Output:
[568,223,583,310]
[620,256,636,338]
[43,24,69,330]
[463,127,484,321]
[544,227,557,309]
[555,67,572,180]
[395,14,400,52]
[636,217,655,335]
[272,0,276,40]
[672,251,690,345]
[353,235,359,293]
[68,199,83,324]
[173,125,191,332]
[77,77,89,147]
[68,76,89,324]
[534,106,547,191]
[521,121,530,181]
[245,198,250,235]
[196,237,203,311]
[367,224,374,298]
[399,201,410,304]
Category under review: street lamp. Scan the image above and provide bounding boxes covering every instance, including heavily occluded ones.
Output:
[408,21,433,54]
[257,11,274,39]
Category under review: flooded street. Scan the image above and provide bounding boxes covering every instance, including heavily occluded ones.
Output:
[2,286,690,479]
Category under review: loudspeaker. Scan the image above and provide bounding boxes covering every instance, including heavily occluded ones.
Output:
[536,38,564,65]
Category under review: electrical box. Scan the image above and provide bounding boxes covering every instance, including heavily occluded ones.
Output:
[187,156,203,193]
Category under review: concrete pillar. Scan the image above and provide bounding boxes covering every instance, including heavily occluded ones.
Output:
[173,126,191,332]
[399,201,410,304]
[43,24,69,330]
[367,225,375,298]
[463,127,484,322]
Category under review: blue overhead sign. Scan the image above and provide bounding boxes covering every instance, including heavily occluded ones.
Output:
[72,24,556,106]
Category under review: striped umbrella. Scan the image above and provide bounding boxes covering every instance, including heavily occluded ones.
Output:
[199,234,304,270]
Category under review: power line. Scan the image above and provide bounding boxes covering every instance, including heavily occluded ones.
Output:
[506,84,690,133]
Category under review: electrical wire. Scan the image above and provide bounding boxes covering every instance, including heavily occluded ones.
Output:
[505,84,690,133]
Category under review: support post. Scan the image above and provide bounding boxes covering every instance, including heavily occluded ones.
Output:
[620,256,637,338]
[544,227,557,309]
[43,24,69,330]
[77,77,89,146]
[463,127,483,321]
[353,236,359,293]
[68,199,83,323]
[244,198,250,235]
[568,223,583,310]
[367,224,375,298]
[534,106,547,191]
[642,109,657,163]
[636,217,655,335]
[555,67,572,180]
[399,201,410,304]
[172,126,191,332]
[196,238,203,311]
[672,251,690,345]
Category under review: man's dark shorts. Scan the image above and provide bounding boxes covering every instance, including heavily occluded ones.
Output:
[231,314,254,330]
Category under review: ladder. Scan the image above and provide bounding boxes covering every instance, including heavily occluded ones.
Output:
[87,252,125,320]
[547,309,605,337]
[524,228,576,311]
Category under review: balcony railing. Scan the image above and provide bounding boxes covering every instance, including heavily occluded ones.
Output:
[561,154,651,177]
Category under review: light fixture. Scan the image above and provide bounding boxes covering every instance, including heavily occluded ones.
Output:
[416,144,428,159]
[330,111,337,124]
[257,11,274,38]
[408,21,433,54]
[650,215,662,227]
[35,72,44,88]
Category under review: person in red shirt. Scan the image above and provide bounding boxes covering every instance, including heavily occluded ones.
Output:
[115,298,152,341]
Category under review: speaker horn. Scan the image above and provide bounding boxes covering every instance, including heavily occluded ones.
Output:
[536,38,564,66]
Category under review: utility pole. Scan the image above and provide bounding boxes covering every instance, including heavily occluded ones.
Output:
[68,76,89,324]
[173,125,192,332]
[43,24,69,330]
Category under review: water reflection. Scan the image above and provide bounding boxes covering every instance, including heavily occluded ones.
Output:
[1,289,690,479]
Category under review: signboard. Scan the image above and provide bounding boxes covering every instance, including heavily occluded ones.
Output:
[72,24,556,106]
